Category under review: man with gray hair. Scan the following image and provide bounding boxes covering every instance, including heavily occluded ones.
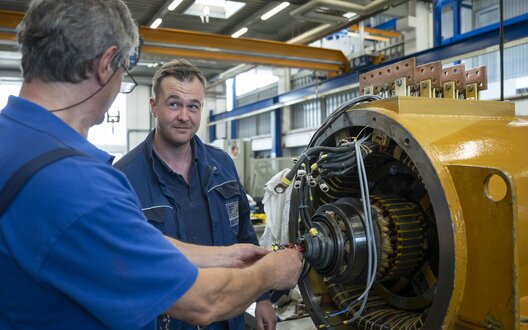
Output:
[0,1,302,329]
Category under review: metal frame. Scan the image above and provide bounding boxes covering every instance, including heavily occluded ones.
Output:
[211,72,361,123]
[230,77,238,139]
[139,27,349,73]
[374,18,397,31]
[433,0,473,47]
[0,10,350,74]
[209,12,528,145]
[271,109,282,157]
[208,110,216,143]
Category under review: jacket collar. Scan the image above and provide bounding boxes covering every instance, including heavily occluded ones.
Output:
[145,129,198,162]
[3,96,113,164]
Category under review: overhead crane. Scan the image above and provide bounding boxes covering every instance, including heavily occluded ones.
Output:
[0,9,349,74]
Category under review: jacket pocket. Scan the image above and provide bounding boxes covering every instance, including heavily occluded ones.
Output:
[213,180,240,199]
[212,181,241,238]
[142,205,175,235]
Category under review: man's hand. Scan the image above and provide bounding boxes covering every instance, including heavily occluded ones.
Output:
[165,237,269,268]
[255,300,277,330]
[260,248,303,290]
[166,246,302,325]
[225,243,270,268]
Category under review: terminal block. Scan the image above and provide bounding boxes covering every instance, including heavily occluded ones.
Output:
[360,58,488,99]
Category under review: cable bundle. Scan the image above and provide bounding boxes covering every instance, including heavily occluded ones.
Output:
[320,135,378,326]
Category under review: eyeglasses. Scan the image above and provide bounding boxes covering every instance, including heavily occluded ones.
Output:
[129,36,143,70]
[120,66,137,94]
[119,36,142,94]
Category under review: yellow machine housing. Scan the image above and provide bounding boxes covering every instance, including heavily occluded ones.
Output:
[290,61,528,329]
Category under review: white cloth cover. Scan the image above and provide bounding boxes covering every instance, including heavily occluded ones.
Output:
[259,168,292,248]
[273,286,308,321]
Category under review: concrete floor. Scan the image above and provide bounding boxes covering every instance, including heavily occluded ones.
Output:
[245,303,315,330]
[276,316,315,330]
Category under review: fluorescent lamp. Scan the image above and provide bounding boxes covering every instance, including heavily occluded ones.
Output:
[168,0,183,11]
[185,1,245,19]
[231,27,248,38]
[261,2,290,21]
[150,18,162,29]
[364,35,390,42]
[347,31,389,42]
[343,12,358,19]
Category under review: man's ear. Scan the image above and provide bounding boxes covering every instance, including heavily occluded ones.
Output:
[95,46,119,85]
[149,97,157,118]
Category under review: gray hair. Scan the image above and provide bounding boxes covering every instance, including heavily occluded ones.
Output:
[152,59,207,99]
[17,0,138,83]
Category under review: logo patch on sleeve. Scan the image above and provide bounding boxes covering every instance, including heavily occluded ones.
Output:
[226,201,239,227]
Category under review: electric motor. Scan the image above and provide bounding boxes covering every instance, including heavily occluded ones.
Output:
[281,58,528,329]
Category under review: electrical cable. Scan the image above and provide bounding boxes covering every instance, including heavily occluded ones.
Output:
[354,135,378,312]
[320,134,378,324]
[317,151,356,166]
[292,97,383,327]
[308,95,381,148]
[318,142,378,172]
[319,157,357,170]
[49,64,123,113]
[274,95,380,194]
[299,185,312,229]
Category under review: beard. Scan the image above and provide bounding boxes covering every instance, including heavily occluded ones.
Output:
[157,123,196,148]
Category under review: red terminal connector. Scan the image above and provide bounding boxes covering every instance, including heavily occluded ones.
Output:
[271,242,303,253]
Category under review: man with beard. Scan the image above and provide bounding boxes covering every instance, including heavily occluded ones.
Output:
[115,59,278,330]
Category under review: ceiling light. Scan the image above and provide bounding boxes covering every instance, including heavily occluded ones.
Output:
[231,27,248,38]
[347,31,389,42]
[364,35,390,42]
[201,6,210,23]
[185,0,245,20]
[168,0,183,11]
[150,18,162,29]
[343,12,358,19]
[261,2,290,20]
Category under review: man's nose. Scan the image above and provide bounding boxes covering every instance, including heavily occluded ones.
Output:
[176,108,190,121]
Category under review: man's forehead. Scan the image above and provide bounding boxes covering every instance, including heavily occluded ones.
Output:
[162,76,203,88]
[161,77,204,96]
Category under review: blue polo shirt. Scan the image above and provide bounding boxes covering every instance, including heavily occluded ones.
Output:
[152,144,213,246]
[0,96,198,329]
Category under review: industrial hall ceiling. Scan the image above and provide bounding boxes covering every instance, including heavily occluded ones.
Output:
[0,0,405,87]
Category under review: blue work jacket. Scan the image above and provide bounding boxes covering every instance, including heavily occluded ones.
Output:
[0,97,198,330]
[114,130,262,330]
